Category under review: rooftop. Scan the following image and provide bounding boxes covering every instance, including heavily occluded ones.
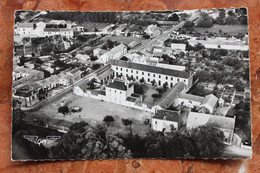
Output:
[200,94,218,108]
[107,80,128,91]
[178,93,204,103]
[158,82,186,109]
[153,110,180,122]
[110,60,191,78]
[187,112,235,130]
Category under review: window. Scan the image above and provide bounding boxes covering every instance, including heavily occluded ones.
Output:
[136,71,138,74]
[142,72,144,75]
[153,74,155,77]
[120,91,121,94]
[115,90,116,93]
[166,76,168,80]
[171,77,173,81]
[148,78,150,82]
[131,70,133,73]
[148,73,150,76]
[126,69,128,72]
[155,121,157,125]
[116,67,118,70]
[159,75,161,78]
[184,80,186,82]
[136,76,138,79]
[120,68,122,71]
[177,78,179,82]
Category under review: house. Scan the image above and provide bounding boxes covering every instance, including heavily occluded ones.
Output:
[14,23,35,36]
[13,84,40,107]
[128,41,142,49]
[171,43,186,53]
[105,80,134,106]
[186,112,236,145]
[13,67,44,87]
[198,94,218,114]
[58,72,70,86]
[99,43,128,63]
[75,54,91,64]
[174,93,204,108]
[93,48,108,58]
[152,110,180,132]
[144,24,161,38]
[90,64,114,85]
[67,69,82,83]
[156,21,179,25]
[157,82,187,109]
[111,59,193,88]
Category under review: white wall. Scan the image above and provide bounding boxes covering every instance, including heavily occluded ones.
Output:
[152,118,178,132]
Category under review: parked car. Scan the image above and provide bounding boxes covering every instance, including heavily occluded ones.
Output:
[71,106,82,112]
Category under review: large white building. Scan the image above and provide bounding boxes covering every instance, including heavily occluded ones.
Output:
[105,80,134,106]
[110,59,193,88]
[152,110,180,132]
[14,23,35,36]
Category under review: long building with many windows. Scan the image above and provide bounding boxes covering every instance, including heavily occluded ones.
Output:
[110,59,193,88]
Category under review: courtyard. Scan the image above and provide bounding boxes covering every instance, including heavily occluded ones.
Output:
[25,92,153,136]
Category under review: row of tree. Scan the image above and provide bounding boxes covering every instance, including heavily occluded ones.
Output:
[49,121,226,159]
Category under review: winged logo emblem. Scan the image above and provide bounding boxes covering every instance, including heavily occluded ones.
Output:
[23,135,61,146]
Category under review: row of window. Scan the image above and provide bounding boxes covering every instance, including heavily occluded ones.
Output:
[115,67,186,82]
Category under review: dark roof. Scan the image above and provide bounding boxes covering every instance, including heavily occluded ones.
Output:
[110,59,190,78]
[107,80,127,91]
[70,68,80,74]
[153,110,180,122]
[158,82,186,108]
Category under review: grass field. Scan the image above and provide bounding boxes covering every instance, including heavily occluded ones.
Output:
[194,24,248,35]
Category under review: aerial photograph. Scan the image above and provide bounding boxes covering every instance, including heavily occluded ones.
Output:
[12,8,252,160]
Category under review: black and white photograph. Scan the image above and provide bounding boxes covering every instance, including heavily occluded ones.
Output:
[12,8,252,160]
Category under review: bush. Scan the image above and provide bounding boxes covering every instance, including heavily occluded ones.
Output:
[58,106,69,115]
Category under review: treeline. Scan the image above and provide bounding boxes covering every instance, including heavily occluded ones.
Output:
[49,122,226,159]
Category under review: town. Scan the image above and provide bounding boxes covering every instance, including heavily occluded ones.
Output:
[12,8,252,160]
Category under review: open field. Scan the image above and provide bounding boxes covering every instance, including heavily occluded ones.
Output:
[194,24,248,35]
[25,93,153,135]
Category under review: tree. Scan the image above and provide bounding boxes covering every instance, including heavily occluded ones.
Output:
[183,21,194,30]
[91,63,101,70]
[58,106,69,115]
[134,83,144,94]
[168,13,179,21]
[121,118,133,135]
[120,56,128,61]
[103,115,115,126]
[190,125,225,158]
[50,122,131,159]
[196,13,213,28]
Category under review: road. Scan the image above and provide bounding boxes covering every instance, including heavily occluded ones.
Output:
[223,145,252,158]
[126,10,201,56]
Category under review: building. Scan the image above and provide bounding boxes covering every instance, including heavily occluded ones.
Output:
[43,28,74,38]
[152,110,180,132]
[174,93,204,108]
[99,43,127,63]
[171,43,186,53]
[110,59,193,88]
[186,112,236,145]
[90,64,114,85]
[144,24,161,38]
[198,94,218,114]
[13,84,41,107]
[105,80,134,106]
[13,67,44,87]
[67,69,82,83]
[14,23,35,36]
[157,82,187,109]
